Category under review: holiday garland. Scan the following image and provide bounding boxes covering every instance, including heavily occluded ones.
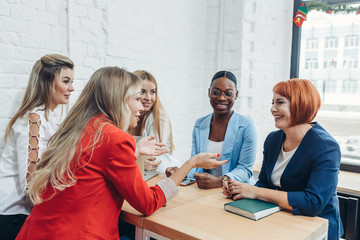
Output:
[306,1,360,14]
[293,1,359,28]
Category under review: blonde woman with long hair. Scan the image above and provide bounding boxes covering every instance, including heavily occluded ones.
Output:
[16,67,226,240]
[129,70,179,173]
[0,54,74,240]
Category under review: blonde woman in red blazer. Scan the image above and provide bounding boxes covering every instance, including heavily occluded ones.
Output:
[16,67,226,240]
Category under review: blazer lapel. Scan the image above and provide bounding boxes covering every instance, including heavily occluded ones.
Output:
[266,131,285,186]
[199,113,212,153]
[280,125,315,183]
[222,114,238,170]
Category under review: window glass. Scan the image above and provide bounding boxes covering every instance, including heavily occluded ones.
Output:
[299,5,360,165]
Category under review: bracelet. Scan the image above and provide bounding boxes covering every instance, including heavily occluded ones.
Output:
[222,175,229,186]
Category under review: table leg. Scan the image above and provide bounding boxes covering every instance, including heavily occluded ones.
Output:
[143,229,170,240]
[135,226,144,240]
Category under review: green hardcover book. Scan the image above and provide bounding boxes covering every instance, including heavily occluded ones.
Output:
[224,199,281,221]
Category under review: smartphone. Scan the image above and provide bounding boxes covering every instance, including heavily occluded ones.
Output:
[180,178,196,186]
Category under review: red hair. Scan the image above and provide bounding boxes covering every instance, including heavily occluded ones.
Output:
[273,79,321,126]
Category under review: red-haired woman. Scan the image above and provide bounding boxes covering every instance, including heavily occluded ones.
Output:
[223,79,343,239]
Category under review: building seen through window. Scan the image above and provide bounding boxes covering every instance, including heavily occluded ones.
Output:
[299,5,360,165]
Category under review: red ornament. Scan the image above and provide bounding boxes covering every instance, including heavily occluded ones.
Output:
[325,9,333,14]
[357,9,360,15]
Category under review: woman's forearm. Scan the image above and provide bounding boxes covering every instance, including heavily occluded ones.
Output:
[255,187,293,211]
[169,153,226,186]
[169,159,195,185]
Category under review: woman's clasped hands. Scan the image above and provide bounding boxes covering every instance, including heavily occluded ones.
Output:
[222,179,258,200]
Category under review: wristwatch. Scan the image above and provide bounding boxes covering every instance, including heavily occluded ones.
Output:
[222,175,229,186]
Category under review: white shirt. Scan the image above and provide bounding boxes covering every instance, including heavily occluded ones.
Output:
[206,140,224,177]
[270,145,297,188]
[0,106,63,215]
[142,113,180,173]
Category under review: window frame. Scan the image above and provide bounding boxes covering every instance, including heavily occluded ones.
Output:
[325,36,339,49]
[306,38,319,49]
[290,0,360,173]
[345,35,360,48]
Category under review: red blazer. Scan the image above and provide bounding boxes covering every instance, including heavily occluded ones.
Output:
[17,115,166,240]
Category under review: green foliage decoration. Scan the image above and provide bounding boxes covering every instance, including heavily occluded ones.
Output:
[306,1,360,14]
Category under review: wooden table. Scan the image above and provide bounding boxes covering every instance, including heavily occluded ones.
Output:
[120,174,328,240]
[119,175,219,229]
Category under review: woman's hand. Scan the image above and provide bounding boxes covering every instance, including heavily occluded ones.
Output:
[135,136,169,157]
[222,179,232,198]
[191,153,227,169]
[223,180,292,211]
[168,153,226,186]
[194,172,222,189]
[225,179,258,200]
[165,166,179,177]
[144,156,162,171]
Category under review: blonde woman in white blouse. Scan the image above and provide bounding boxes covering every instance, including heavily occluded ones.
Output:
[129,70,179,173]
[0,54,74,240]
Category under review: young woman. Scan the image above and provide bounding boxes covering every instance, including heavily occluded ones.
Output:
[187,70,257,189]
[16,67,226,240]
[0,54,74,240]
[129,70,179,173]
[223,79,343,239]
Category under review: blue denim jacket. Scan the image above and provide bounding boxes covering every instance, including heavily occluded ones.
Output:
[187,112,257,184]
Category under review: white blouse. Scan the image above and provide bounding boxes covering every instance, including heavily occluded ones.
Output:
[206,140,224,177]
[0,106,63,215]
[142,113,180,173]
[270,145,298,188]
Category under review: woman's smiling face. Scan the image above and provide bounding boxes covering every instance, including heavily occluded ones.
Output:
[140,80,156,113]
[209,77,237,115]
[271,93,291,130]
[128,91,143,129]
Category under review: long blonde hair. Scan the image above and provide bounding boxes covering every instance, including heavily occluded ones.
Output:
[28,67,141,204]
[5,54,74,141]
[132,70,174,154]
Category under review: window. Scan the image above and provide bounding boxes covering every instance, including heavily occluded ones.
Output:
[325,37,339,49]
[342,78,358,93]
[305,59,319,69]
[345,35,360,47]
[324,78,337,93]
[306,38,319,49]
[293,1,360,170]
[343,59,359,68]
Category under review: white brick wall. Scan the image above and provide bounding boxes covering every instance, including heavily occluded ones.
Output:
[204,0,293,162]
[0,0,293,164]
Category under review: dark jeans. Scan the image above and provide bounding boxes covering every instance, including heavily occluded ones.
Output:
[118,218,135,240]
[0,214,28,240]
